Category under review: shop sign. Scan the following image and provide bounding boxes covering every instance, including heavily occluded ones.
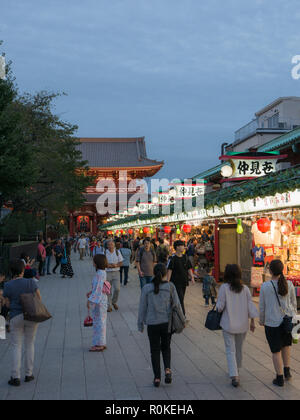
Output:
[224,190,300,215]
[172,184,206,199]
[219,152,287,181]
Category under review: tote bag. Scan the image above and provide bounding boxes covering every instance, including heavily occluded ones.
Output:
[20,292,52,323]
[168,286,186,334]
[205,305,222,331]
[61,249,68,265]
[0,316,5,340]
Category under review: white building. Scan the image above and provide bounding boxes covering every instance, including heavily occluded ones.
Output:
[226,97,300,153]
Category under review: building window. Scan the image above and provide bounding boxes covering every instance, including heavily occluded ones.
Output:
[268,113,279,128]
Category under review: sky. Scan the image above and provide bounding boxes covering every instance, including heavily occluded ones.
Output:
[1,0,300,181]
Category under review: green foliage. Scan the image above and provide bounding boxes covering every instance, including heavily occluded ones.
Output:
[0,42,95,234]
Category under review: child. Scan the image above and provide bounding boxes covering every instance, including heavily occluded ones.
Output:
[0,272,10,333]
[202,266,217,307]
[87,254,109,352]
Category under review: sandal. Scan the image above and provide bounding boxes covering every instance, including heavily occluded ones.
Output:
[89,346,104,352]
[153,379,161,388]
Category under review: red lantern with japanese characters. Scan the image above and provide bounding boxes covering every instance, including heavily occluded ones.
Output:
[143,227,150,234]
[182,224,192,234]
[257,218,271,233]
[164,226,172,234]
[128,229,133,235]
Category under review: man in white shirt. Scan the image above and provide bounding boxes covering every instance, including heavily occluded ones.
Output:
[78,235,87,260]
[105,240,123,312]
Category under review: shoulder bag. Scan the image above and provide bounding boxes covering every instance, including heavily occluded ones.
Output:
[271,281,293,334]
[61,248,68,265]
[20,292,52,323]
[168,284,186,334]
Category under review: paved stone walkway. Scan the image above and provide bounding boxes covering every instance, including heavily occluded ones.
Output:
[1,253,300,400]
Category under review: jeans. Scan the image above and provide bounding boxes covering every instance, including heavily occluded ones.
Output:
[43,256,52,275]
[120,266,129,285]
[223,331,247,378]
[38,260,45,276]
[204,295,216,305]
[147,323,172,380]
[10,314,39,379]
[139,276,153,289]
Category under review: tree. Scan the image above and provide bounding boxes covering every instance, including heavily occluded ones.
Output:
[0,42,95,234]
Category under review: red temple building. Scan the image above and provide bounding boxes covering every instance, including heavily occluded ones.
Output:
[69,137,164,235]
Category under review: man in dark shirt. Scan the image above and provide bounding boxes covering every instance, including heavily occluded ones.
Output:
[52,240,63,274]
[167,240,194,316]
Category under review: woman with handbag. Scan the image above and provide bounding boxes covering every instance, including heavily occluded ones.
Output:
[60,241,74,278]
[87,254,109,352]
[3,259,41,387]
[259,259,297,387]
[216,264,258,388]
[138,263,182,388]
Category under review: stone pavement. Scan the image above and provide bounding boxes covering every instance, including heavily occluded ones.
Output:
[1,253,300,400]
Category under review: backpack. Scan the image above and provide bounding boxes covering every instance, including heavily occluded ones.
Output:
[139,247,156,263]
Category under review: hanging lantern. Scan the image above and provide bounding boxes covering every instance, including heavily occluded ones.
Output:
[128,228,133,235]
[176,225,181,235]
[143,227,150,234]
[257,218,271,233]
[236,219,243,235]
[182,224,192,234]
[139,228,143,234]
[150,227,154,234]
[164,226,172,234]
[120,229,124,235]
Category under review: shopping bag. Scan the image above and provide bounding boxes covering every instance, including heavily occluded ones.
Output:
[0,315,6,340]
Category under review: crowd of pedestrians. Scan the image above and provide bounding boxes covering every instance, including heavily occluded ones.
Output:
[0,231,298,393]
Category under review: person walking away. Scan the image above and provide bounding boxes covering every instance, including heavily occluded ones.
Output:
[87,254,108,352]
[105,240,123,312]
[167,240,195,317]
[136,238,156,289]
[52,239,63,274]
[120,242,131,286]
[44,238,53,276]
[78,235,87,260]
[156,238,169,265]
[138,263,183,387]
[60,241,74,278]
[259,259,297,387]
[186,239,196,270]
[202,266,217,307]
[37,239,46,277]
[216,264,258,388]
[3,259,42,386]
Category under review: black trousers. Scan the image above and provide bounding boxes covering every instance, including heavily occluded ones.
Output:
[53,257,61,273]
[173,282,187,316]
[147,323,172,380]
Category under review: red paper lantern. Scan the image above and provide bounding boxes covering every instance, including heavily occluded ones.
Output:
[164,226,172,234]
[128,229,133,235]
[120,230,124,234]
[182,224,192,234]
[257,218,271,233]
[143,227,150,234]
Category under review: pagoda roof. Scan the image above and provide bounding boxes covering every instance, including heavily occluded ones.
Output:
[77,137,164,170]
